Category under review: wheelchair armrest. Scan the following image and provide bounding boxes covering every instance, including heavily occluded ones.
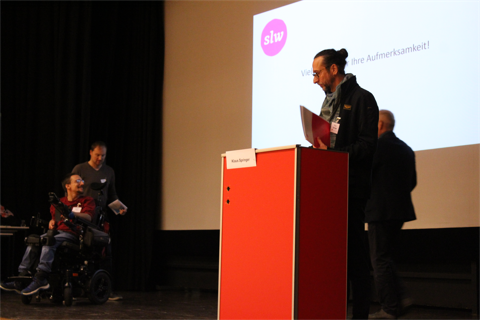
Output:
[75,217,100,230]
[83,227,110,247]
[25,229,57,246]
[25,234,42,246]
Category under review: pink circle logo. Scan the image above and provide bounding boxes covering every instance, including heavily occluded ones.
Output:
[261,19,287,56]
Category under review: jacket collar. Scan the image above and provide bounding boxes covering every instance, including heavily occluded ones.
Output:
[379,130,396,139]
[338,74,357,95]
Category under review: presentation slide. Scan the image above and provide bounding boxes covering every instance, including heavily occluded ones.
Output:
[252,0,480,151]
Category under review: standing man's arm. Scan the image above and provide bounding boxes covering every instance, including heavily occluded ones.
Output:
[335,93,379,162]
[107,169,126,214]
[107,170,118,204]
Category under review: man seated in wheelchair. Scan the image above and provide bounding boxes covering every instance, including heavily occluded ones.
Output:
[0,173,96,296]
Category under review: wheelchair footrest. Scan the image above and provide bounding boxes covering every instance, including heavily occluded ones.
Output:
[6,276,32,282]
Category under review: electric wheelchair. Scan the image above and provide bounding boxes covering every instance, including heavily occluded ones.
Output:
[5,189,112,307]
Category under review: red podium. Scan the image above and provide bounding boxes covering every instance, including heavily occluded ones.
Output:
[218,145,349,320]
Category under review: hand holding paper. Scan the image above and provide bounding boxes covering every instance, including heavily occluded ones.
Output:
[300,106,330,148]
[108,199,128,216]
[315,137,328,150]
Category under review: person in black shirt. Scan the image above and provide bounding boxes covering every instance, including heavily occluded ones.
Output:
[366,110,416,319]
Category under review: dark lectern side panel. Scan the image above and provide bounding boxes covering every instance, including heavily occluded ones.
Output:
[296,148,349,320]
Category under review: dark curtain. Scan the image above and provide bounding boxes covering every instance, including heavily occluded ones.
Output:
[1,1,164,291]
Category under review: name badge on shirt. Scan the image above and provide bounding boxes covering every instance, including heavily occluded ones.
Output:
[72,207,82,213]
[331,122,340,134]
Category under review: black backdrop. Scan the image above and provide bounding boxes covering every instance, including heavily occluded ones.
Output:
[1,1,164,291]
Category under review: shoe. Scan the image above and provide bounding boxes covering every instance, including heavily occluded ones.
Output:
[369,309,396,319]
[0,270,31,293]
[21,277,50,296]
[108,292,123,301]
[0,281,22,294]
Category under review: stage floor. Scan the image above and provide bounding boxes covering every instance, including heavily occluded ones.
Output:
[0,287,477,319]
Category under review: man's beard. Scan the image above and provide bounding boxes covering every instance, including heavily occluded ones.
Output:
[323,84,332,94]
[322,74,335,94]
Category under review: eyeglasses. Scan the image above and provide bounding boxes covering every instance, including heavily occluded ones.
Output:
[313,69,325,78]
[313,65,329,78]
[75,179,85,184]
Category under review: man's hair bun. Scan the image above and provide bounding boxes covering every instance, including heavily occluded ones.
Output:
[338,48,348,59]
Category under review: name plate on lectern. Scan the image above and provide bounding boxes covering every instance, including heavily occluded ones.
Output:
[226,148,257,169]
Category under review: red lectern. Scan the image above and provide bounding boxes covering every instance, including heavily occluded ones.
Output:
[218,145,349,320]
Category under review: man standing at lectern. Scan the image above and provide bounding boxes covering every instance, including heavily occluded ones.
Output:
[312,48,379,319]
[366,110,416,319]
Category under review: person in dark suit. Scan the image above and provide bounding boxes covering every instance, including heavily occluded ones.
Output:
[366,110,417,319]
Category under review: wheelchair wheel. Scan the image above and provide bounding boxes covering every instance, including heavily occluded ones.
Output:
[21,295,32,305]
[64,286,73,307]
[87,270,111,305]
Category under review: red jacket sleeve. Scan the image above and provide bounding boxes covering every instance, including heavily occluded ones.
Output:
[81,197,96,220]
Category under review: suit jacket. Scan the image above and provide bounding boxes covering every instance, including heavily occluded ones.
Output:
[365,131,417,222]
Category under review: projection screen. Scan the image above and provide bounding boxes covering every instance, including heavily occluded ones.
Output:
[252,0,479,229]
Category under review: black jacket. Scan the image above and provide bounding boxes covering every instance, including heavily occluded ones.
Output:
[365,131,417,222]
[326,76,379,199]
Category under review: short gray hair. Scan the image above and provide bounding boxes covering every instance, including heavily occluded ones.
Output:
[379,109,395,130]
